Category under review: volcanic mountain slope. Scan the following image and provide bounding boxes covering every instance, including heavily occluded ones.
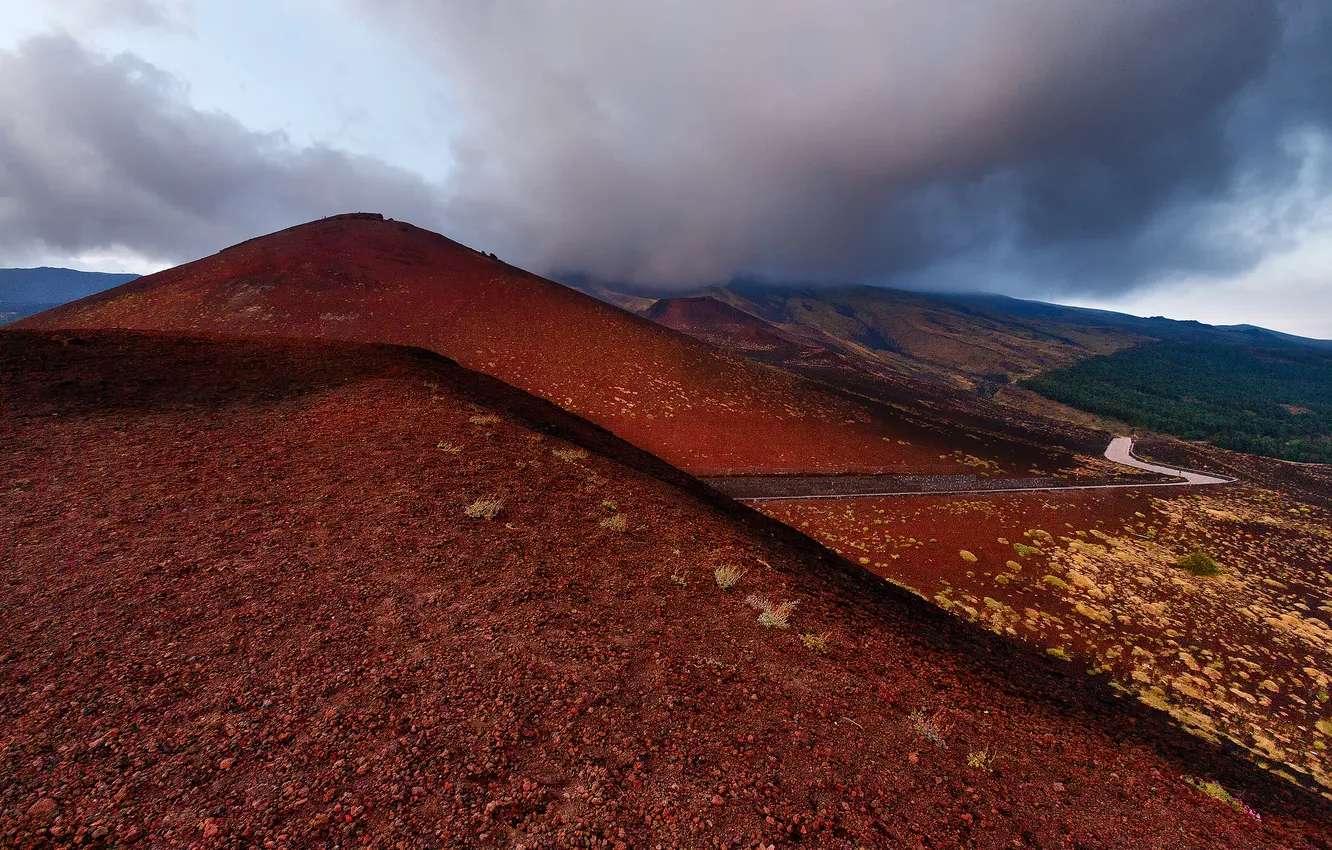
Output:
[639,293,1126,460]
[16,214,1000,476]
[619,283,1145,392]
[4,329,1332,849]
[706,284,1331,389]
[634,287,1332,472]
[643,296,839,365]
[625,284,1332,792]
[593,281,1327,395]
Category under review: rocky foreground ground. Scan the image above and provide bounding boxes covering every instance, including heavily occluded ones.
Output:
[2,330,1330,849]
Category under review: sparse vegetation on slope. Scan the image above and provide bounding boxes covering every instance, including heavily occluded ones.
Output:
[744,593,798,629]
[968,746,999,771]
[761,486,1332,793]
[909,708,951,748]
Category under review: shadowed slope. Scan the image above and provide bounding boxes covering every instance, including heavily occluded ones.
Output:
[17,215,977,474]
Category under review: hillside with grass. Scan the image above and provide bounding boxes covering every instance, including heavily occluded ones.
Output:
[1022,341,1332,463]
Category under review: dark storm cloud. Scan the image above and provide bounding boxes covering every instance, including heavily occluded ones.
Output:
[361,0,1332,295]
[0,35,446,266]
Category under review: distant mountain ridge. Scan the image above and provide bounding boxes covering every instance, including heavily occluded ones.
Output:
[572,279,1331,391]
[938,291,1332,350]
[1,267,138,325]
[1215,323,1332,349]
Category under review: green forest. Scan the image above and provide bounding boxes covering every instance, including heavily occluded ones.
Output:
[1021,341,1332,464]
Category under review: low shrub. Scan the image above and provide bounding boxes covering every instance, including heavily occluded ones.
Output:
[1176,551,1222,576]
[967,746,997,771]
[759,605,792,629]
[714,564,744,590]
[908,708,950,748]
[799,632,831,652]
[464,497,504,520]
[745,593,797,629]
[1186,777,1261,820]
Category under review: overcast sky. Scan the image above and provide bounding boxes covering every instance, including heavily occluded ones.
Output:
[1,1,1330,337]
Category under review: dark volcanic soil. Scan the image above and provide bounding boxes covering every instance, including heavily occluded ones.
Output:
[3,330,1330,849]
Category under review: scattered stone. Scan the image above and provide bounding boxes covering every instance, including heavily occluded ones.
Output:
[27,798,57,823]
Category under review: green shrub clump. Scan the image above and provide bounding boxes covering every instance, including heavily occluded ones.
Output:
[1176,551,1222,576]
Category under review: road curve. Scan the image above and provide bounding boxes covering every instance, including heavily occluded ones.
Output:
[1103,437,1231,485]
[710,437,1234,503]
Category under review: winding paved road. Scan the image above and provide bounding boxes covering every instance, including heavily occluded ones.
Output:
[1102,436,1231,485]
[708,437,1235,502]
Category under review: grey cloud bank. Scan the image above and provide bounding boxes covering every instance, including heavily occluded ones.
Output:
[1,1,1330,311]
[0,34,445,267]
[365,0,1332,296]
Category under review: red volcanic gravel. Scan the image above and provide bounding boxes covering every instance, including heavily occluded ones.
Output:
[14,215,978,476]
[761,490,1167,602]
[2,330,1331,849]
